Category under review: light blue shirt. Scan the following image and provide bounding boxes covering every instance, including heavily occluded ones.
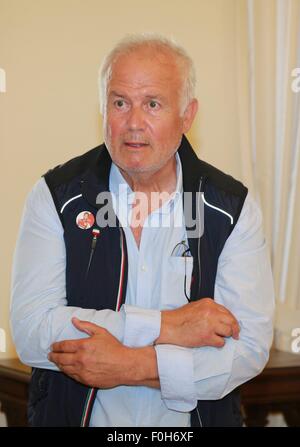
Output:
[10,153,274,427]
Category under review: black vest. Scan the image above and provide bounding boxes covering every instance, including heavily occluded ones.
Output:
[28,135,247,427]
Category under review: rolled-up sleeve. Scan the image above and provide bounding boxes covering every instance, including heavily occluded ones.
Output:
[123,305,161,347]
[155,344,197,411]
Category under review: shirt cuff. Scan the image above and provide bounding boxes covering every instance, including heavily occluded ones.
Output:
[154,344,197,412]
[122,305,161,347]
[193,336,236,381]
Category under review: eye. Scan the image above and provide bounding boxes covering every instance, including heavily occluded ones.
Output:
[149,100,160,109]
[114,99,126,108]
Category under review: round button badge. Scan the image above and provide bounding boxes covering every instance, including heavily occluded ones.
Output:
[76,211,95,230]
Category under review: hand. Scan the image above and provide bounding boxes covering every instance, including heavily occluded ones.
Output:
[48,318,134,388]
[156,298,240,348]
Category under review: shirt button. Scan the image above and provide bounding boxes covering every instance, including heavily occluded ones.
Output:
[141,265,147,272]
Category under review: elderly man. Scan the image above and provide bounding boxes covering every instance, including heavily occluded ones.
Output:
[11,35,274,427]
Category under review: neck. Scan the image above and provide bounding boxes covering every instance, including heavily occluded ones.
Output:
[119,155,177,195]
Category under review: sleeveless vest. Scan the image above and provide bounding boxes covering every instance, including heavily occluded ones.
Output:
[28,135,247,427]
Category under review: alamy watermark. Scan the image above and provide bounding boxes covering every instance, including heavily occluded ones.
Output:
[95,188,205,239]
[0,68,6,93]
[291,68,300,93]
[0,328,6,353]
[291,327,300,354]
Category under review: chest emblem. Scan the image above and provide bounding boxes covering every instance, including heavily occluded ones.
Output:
[76,211,95,229]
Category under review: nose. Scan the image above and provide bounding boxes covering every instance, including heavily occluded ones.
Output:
[126,106,145,131]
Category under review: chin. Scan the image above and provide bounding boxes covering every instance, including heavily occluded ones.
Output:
[122,163,152,174]
[117,155,152,173]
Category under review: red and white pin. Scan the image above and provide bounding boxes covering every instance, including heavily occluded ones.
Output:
[76,211,95,230]
[92,228,100,238]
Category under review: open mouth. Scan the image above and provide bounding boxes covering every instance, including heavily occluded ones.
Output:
[124,142,149,149]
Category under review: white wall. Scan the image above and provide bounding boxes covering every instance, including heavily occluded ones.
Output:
[0,0,243,359]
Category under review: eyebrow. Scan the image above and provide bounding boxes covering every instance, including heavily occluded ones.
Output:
[109,91,126,98]
[144,94,166,102]
[109,91,166,102]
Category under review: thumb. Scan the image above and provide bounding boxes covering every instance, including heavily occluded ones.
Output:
[72,317,101,336]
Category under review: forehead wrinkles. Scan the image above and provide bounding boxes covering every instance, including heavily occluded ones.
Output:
[108,50,182,94]
[109,80,169,99]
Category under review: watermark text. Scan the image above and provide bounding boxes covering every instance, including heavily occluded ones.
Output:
[0,68,6,93]
[96,189,205,238]
[291,68,300,93]
[291,327,300,353]
[0,328,6,353]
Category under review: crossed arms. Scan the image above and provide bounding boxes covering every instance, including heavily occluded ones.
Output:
[11,178,274,409]
[48,298,240,389]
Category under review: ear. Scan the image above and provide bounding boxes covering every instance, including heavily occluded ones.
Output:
[182,99,198,134]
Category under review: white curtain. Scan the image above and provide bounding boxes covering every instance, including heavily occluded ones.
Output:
[235,0,300,352]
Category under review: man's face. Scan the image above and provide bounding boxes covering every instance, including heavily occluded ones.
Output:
[103,48,197,175]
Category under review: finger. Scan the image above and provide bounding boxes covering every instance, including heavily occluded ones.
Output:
[219,318,240,340]
[217,304,238,320]
[72,318,104,336]
[231,322,240,340]
[220,313,239,328]
[51,339,81,353]
[210,335,226,348]
[215,323,233,338]
[212,306,238,327]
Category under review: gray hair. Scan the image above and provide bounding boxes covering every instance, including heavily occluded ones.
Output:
[98,33,196,116]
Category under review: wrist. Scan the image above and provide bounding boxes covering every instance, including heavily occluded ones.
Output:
[123,346,158,385]
[155,310,176,345]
